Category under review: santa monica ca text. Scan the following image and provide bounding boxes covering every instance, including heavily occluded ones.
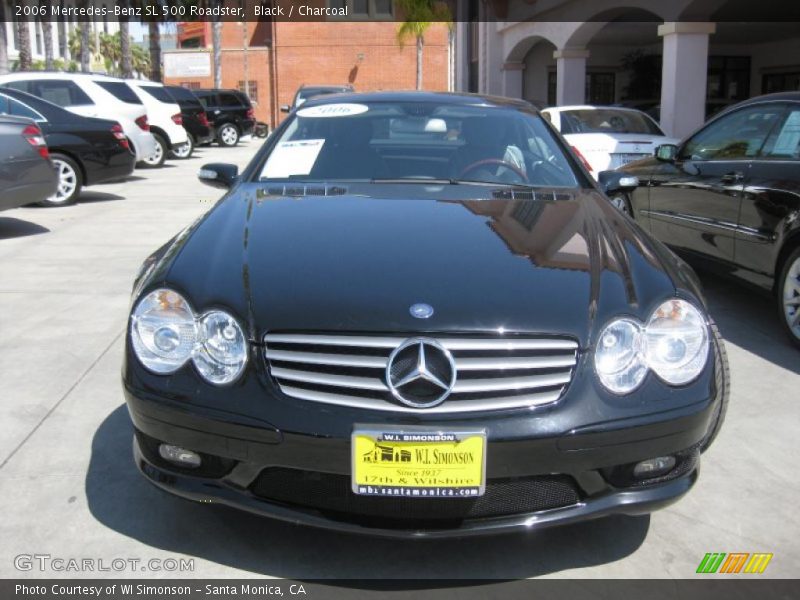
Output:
[16,584,306,596]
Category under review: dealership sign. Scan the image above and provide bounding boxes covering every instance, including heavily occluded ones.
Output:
[164,52,211,77]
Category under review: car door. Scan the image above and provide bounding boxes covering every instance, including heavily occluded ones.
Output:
[217,92,243,126]
[735,102,800,289]
[647,103,786,265]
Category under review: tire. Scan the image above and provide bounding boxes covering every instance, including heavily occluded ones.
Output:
[700,318,730,453]
[139,133,167,168]
[170,134,194,159]
[609,192,632,216]
[217,123,239,147]
[777,246,800,349]
[41,153,82,207]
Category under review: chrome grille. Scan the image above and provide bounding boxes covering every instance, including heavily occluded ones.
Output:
[264,333,579,413]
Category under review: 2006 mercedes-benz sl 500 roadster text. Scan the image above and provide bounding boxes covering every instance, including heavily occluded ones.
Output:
[123,92,729,538]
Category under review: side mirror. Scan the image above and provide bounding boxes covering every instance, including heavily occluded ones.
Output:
[655,143,678,162]
[280,104,291,113]
[198,163,238,190]
[597,171,639,196]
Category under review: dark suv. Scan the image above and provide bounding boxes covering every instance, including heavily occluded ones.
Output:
[164,85,214,157]
[193,89,255,147]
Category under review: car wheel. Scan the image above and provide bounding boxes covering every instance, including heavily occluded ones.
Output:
[700,318,729,453]
[778,247,800,349]
[170,134,194,159]
[41,153,82,207]
[139,133,167,168]
[218,124,239,147]
[609,192,632,216]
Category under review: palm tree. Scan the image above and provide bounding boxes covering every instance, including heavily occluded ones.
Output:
[120,18,132,78]
[40,11,54,70]
[0,4,9,74]
[212,18,222,88]
[16,19,33,71]
[396,0,451,90]
[79,22,90,71]
[148,22,161,81]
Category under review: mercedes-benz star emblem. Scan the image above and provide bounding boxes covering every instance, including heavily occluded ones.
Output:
[385,338,456,408]
[409,303,434,319]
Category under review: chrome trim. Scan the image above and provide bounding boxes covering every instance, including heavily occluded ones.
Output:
[265,333,578,351]
[455,355,576,370]
[452,372,572,393]
[642,210,773,241]
[270,367,387,391]
[265,349,387,369]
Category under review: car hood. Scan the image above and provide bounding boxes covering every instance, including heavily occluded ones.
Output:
[156,185,691,348]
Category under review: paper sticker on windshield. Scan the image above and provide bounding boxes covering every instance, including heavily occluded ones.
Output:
[261,139,325,178]
[296,103,368,118]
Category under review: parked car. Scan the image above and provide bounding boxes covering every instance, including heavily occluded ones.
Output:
[615,92,800,347]
[163,85,214,157]
[542,106,679,186]
[123,79,189,166]
[0,72,157,164]
[192,89,255,146]
[281,84,355,112]
[0,114,57,211]
[124,91,729,538]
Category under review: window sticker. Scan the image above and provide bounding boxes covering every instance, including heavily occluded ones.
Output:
[261,139,326,178]
[296,103,369,118]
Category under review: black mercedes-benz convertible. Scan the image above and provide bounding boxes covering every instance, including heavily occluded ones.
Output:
[122,92,729,538]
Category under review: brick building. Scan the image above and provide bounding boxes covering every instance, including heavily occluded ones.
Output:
[162,20,451,127]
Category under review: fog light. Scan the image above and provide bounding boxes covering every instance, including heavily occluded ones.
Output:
[158,444,202,468]
[633,456,676,479]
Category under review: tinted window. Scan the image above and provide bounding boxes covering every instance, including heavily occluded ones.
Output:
[95,81,142,104]
[559,109,663,135]
[219,93,243,107]
[140,85,175,103]
[166,86,199,102]
[681,104,785,160]
[32,80,94,106]
[9,97,43,120]
[195,94,215,108]
[0,95,8,113]
[760,106,800,159]
[2,80,31,93]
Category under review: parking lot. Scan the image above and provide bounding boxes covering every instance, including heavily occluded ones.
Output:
[0,140,798,579]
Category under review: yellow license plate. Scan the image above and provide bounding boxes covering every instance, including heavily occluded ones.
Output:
[351,428,486,497]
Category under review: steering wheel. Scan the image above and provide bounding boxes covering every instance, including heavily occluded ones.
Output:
[459,159,529,183]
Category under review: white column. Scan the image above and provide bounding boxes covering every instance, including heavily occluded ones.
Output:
[658,22,716,139]
[501,62,524,99]
[553,48,589,106]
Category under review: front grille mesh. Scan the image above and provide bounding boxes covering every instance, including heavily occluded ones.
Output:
[251,467,581,527]
[264,333,578,413]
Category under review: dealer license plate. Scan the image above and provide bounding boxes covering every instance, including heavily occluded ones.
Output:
[351,427,486,497]
[614,152,649,167]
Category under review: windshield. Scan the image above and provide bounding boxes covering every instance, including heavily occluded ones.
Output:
[560,109,663,135]
[259,101,579,187]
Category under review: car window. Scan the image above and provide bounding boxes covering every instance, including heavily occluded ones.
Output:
[31,79,94,107]
[196,94,215,108]
[139,85,174,104]
[2,80,31,93]
[8,97,44,121]
[259,101,578,187]
[680,104,786,161]
[219,93,242,108]
[760,106,800,160]
[0,94,8,113]
[559,109,663,135]
[94,81,142,104]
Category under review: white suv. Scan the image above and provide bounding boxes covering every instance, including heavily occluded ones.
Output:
[0,72,157,164]
[124,79,189,166]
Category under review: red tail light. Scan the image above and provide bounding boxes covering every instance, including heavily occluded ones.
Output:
[198,112,210,127]
[570,145,593,174]
[135,115,150,131]
[22,124,49,160]
[171,113,183,126]
[246,108,255,120]
[111,123,130,150]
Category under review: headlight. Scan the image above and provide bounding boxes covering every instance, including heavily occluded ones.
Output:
[130,289,248,384]
[594,299,709,394]
[193,311,248,385]
[643,299,709,385]
[594,318,648,394]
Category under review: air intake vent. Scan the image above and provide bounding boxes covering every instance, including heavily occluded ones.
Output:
[259,185,348,198]
[264,333,578,413]
[491,189,573,202]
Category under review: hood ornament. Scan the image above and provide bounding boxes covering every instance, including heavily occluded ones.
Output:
[409,303,434,319]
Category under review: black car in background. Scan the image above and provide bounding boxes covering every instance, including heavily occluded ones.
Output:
[124,92,729,538]
[0,114,56,211]
[164,85,214,158]
[193,89,255,147]
[0,88,135,206]
[616,92,800,348]
[282,84,355,113]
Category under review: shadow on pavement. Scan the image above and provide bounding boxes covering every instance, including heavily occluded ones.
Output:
[86,405,650,579]
[699,268,799,375]
[79,192,126,204]
[0,216,50,239]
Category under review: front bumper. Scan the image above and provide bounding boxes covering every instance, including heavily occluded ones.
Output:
[124,377,715,538]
